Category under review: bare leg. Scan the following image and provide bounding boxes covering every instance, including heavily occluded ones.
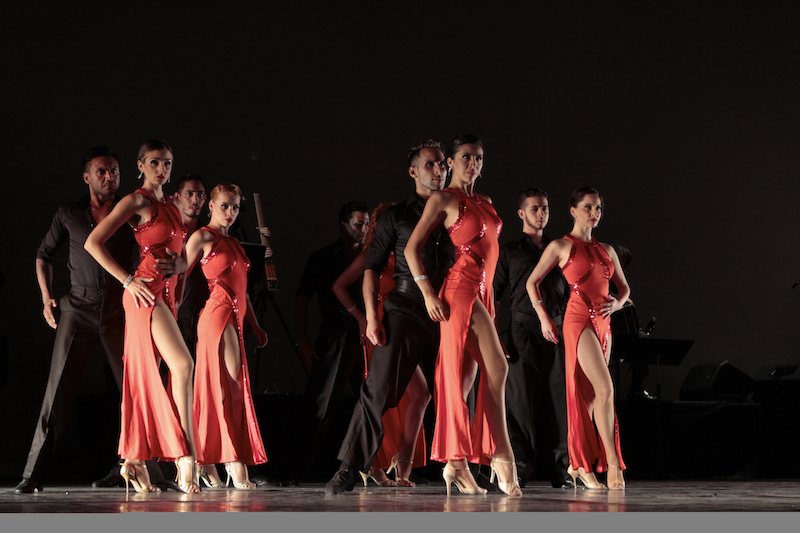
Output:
[575,327,623,485]
[464,300,520,494]
[221,323,243,402]
[394,365,431,483]
[150,300,199,492]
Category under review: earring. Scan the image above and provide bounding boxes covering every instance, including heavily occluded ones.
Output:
[137,172,143,180]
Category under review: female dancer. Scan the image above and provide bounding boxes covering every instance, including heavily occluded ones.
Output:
[332,202,429,488]
[406,134,521,496]
[525,187,629,490]
[85,139,200,493]
[184,182,268,490]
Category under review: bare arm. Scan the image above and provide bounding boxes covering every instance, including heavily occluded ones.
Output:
[332,251,367,343]
[600,244,631,317]
[35,258,58,329]
[245,292,268,348]
[362,269,384,346]
[84,193,156,308]
[405,191,450,322]
[525,240,566,344]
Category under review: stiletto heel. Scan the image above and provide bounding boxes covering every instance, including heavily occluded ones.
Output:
[387,455,415,487]
[567,465,606,490]
[119,459,161,494]
[175,456,200,493]
[359,467,398,487]
[606,463,626,490]
[198,464,224,488]
[489,457,522,496]
[442,463,487,496]
[225,462,256,489]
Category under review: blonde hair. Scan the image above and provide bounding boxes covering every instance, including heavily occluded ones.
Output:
[209,182,244,203]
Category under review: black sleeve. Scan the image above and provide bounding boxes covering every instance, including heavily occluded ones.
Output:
[363,207,396,273]
[36,206,68,263]
[493,243,510,302]
[295,249,323,298]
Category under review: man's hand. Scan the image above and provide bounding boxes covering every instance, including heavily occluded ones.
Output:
[155,248,187,279]
[365,316,386,347]
[42,298,58,329]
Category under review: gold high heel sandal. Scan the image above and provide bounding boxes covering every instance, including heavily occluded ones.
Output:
[489,457,522,496]
[119,459,161,494]
[567,465,606,490]
[225,462,256,489]
[606,463,626,490]
[198,464,224,489]
[358,468,398,487]
[174,456,200,493]
[442,463,487,496]
[386,454,415,487]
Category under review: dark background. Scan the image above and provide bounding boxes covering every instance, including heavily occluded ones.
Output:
[1,1,799,480]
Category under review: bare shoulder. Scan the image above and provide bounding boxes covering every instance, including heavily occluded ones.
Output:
[548,237,573,252]
[189,227,216,245]
[430,189,458,208]
[477,192,492,204]
[600,242,619,259]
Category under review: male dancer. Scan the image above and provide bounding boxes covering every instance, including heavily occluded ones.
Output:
[325,140,453,494]
[289,201,369,482]
[16,147,142,493]
[493,188,572,488]
[172,174,209,356]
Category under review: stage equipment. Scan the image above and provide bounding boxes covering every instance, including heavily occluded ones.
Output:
[679,360,754,403]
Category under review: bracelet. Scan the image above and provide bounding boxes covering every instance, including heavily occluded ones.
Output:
[413,275,427,282]
[532,299,543,307]
[122,275,134,290]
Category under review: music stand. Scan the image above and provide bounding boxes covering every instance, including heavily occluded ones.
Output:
[239,242,303,390]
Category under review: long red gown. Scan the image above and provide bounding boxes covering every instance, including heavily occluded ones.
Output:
[193,227,267,466]
[368,254,426,470]
[560,234,626,473]
[118,188,189,461]
[430,189,502,465]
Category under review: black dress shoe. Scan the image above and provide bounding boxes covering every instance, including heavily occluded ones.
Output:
[324,466,356,495]
[250,474,281,487]
[552,476,576,489]
[152,479,181,491]
[92,468,124,488]
[15,478,43,494]
[408,472,430,485]
[475,470,499,492]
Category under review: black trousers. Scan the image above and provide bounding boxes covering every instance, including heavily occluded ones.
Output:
[505,314,569,483]
[289,319,363,478]
[23,286,125,481]
[337,291,439,472]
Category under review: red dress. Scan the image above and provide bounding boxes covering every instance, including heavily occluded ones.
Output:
[193,227,267,466]
[368,254,426,470]
[430,189,503,465]
[561,235,625,473]
[119,188,189,461]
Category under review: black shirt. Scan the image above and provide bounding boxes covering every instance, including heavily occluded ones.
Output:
[296,238,360,327]
[494,233,568,322]
[364,194,454,301]
[36,195,136,289]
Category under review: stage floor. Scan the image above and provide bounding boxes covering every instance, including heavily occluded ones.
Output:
[2,479,799,513]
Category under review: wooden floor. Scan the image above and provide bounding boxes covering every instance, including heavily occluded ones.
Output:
[2,479,799,512]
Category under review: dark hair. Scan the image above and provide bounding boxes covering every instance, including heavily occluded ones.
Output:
[447,133,483,160]
[136,139,173,162]
[407,139,445,167]
[209,182,244,203]
[82,146,119,170]
[338,201,369,225]
[569,186,603,209]
[517,188,548,209]
[364,202,397,249]
[174,174,206,195]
